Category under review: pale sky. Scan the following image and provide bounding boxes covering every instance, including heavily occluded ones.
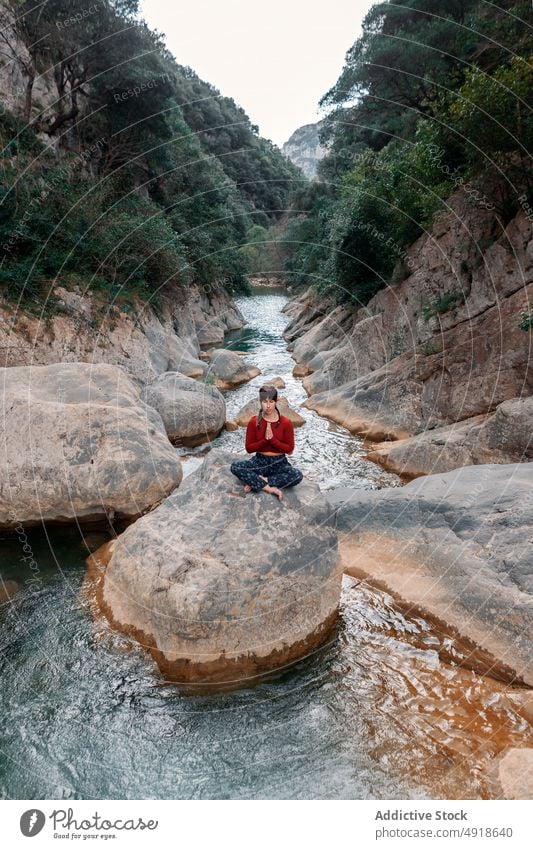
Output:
[139,0,373,147]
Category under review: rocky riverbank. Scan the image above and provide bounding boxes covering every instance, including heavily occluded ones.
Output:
[0,282,244,387]
[285,185,532,475]
[329,464,533,688]
[0,283,264,527]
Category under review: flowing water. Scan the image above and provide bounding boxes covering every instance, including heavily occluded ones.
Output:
[0,286,530,800]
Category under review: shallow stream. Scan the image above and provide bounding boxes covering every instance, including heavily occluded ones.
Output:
[0,286,530,799]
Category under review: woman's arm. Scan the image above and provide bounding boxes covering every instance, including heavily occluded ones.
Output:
[245,417,264,453]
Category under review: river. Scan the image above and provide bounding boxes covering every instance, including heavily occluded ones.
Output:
[0,286,530,800]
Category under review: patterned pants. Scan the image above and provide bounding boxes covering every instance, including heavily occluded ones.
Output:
[230,453,304,493]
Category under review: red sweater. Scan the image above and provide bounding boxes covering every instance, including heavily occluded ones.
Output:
[245,414,295,455]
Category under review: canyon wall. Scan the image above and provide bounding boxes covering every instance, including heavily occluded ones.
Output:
[286,187,532,475]
[0,283,244,386]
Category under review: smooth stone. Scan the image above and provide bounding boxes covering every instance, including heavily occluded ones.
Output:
[293,363,312,378]
[290,304,353,367]
[91,449,341,685]
[142,372,225,447]
[0,363,182,529]
[366,397,533,478]
[490,748,533,799]
[205,349,261,390]
[332,464,533,686]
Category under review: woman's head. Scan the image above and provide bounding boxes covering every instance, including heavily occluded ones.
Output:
[258,384,279,420]
[259,384,278,403]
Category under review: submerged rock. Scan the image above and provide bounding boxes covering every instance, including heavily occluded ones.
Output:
[142,372,226,447]
[93,449,341,685]
[205,349,261,390]
[331,464,533,686]
[489,748,533,800]
[0,363,182,529]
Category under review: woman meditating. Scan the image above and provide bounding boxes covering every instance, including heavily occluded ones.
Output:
[230,385,304,501]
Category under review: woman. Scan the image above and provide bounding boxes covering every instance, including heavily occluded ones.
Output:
[230,385,303,501]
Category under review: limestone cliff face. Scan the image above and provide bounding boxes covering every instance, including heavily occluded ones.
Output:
[286,186,533,472]
[0,3,78,146]
[0,282,244,386]
[282,123,326,179]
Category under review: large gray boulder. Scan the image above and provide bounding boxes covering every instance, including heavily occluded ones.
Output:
[331,464,533,686]
[0,363,182,529]
[205,349,261,389]
[366,397,533,478]
[157,340,207,380]
[141,372,226,447]
[93,449,341,685]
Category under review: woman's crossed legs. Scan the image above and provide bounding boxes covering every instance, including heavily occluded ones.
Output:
[230,455,303,501]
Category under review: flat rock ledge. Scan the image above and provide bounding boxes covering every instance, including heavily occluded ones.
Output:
[366,397,533,479]
[329,464,533,687]
[0,363,182,529]
[303,389,411,442]
[89,449,341,686]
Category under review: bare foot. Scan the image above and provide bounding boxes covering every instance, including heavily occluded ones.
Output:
[263,484,283,501]
[243,485,252,493]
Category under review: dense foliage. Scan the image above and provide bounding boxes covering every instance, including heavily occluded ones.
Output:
[0,0,299,309]
[282,0,532,305]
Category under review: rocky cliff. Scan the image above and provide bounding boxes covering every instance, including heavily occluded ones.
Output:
[285,186,533,475]
[282,122,326,179]
[0,282,244,386]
